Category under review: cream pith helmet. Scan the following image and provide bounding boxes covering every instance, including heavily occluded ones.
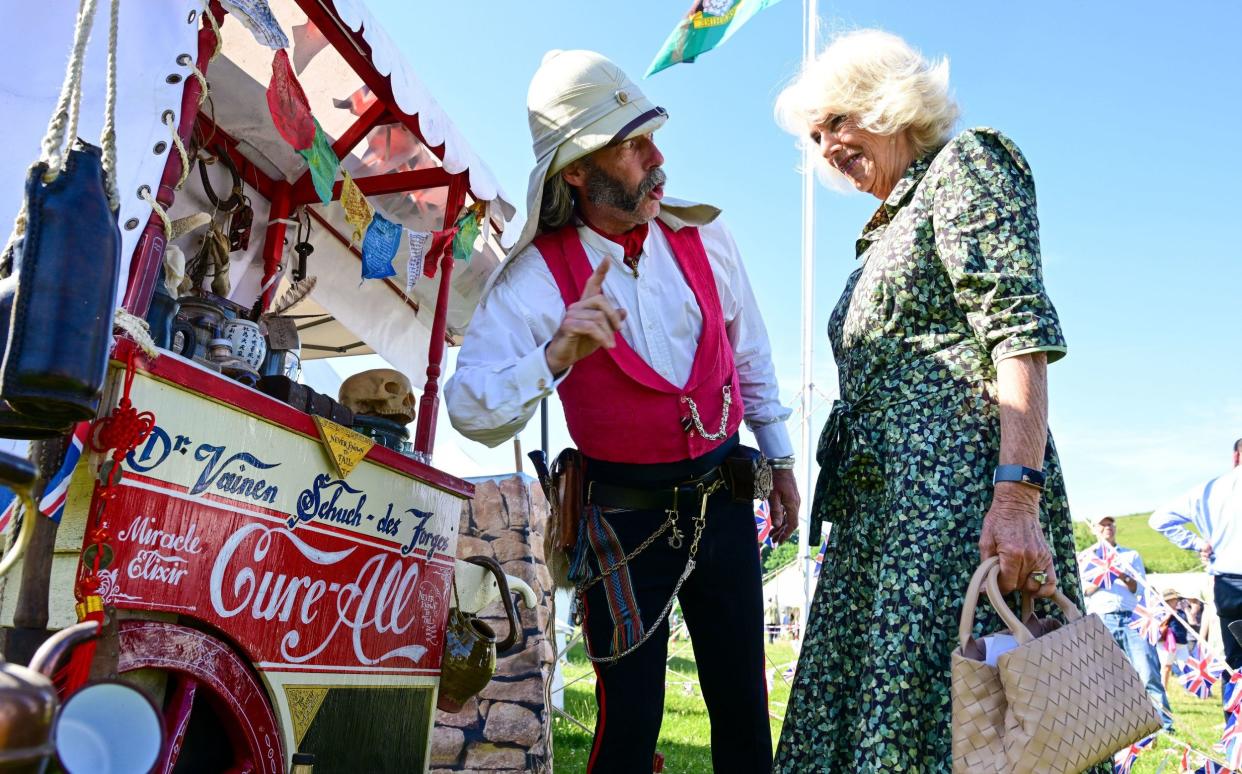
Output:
[509,50,668,262]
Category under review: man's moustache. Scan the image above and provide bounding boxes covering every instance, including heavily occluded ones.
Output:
[637,168,666,197]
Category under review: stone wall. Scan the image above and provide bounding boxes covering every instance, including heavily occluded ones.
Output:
[432,474,555,773]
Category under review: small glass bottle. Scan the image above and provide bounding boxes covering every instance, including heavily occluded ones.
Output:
[290,752,315,773]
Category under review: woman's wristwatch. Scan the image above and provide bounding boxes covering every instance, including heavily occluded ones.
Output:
[993,464,1045,490]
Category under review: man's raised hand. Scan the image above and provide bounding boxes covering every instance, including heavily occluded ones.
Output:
[545,260,627,375]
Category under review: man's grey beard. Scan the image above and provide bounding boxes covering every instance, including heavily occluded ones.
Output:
[582,162,666,216]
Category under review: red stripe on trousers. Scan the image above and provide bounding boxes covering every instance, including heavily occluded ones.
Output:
[585,593,608,773]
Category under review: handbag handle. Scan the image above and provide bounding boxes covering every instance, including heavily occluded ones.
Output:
[39,0,120,210]
[958,557,1083,649]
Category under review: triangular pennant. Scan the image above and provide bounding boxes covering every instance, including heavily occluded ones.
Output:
[312,416,374,479]
[267,50,314,151]
[406,230,432,293]
[220,0,290,49]
[284,685,330,747]
[361,211,401,280]
[297,120,338,206]
[452,207,481,264]
[339,171,373,246]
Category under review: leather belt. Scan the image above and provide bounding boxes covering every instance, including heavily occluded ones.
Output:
[588,467,725,512]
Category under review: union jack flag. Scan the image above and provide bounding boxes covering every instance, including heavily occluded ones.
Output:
[812,539,827,578]
[0,423,90,532]
[1081,542,1126,590]
[1114,734,1154,774]
[1179,644,1226,699]
[1194,761,1233,774]
[1129,600,1171,646]
[754,500,773,550]
[1225,732,1242,771]
[1225,673,1242,716]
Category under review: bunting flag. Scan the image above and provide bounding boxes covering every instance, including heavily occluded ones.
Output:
[406,231,432,292]
[298,120,339,206]
[1224,718,1242,770]
[1178,644,1225,699]
[812,539,827,577]
[423,228,457,278]
[645,0,783,78]
[268,50,314,150]
[0,423,90,530]
[754,500,772,550]
[1195,760,1233,773]
[1081,542,1126,590]
[339,171,373,246]
[1129,601,1171,646]
[1113,734,1155,774]
[361,211,401,280]
[220,0,289,49]
[452,207,482,264]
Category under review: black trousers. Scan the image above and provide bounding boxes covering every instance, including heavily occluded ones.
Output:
[1216,573,1242,669]
[580,489,772,773]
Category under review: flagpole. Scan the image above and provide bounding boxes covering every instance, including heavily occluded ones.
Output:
[798,0,818,619]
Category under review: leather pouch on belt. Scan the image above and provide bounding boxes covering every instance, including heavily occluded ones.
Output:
[551,448,584,552]
[723,445,773,504]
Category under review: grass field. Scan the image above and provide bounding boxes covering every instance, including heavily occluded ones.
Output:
[1073,512,1203,573]
[552,637,1232,772]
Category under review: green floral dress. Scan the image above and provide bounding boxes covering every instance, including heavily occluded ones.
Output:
[773,128,1103,773]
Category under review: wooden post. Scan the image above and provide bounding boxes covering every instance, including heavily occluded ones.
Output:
[413,175,467,458]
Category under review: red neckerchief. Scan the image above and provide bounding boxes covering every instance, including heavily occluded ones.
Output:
[582,217,648,273]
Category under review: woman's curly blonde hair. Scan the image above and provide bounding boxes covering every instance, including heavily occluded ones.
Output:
[776,29,959,185]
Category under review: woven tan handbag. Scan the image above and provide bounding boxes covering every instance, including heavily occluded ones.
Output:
[951,557,1160,774]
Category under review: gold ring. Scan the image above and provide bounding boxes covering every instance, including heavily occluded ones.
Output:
[1030,571,1049,585]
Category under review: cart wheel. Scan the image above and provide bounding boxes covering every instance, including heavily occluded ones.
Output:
[118,620,283,774]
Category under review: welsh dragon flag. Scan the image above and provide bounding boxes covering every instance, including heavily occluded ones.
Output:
[646,0,783,77]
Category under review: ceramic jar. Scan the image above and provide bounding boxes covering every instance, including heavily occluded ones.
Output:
[221,318,267,371]
[177,296,226,356]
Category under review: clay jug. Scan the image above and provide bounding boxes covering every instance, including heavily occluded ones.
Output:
[437,556,520,713]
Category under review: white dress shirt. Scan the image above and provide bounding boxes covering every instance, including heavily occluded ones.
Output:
[445,214,793,459]
[1150,465,1242,576]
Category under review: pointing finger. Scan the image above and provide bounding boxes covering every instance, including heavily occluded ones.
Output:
[581,259,610,299]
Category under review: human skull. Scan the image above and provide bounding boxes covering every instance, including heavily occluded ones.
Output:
[339,369,417,424]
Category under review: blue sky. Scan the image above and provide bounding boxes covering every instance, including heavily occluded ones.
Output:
[356,0,1242,520]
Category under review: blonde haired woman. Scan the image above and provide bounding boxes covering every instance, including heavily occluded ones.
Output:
[773,30,1097,771]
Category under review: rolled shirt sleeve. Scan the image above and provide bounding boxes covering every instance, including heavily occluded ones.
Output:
[444,249,569,447]
[931,129,1067,365]
[700,219,794,460]
[1149,485,1210,553]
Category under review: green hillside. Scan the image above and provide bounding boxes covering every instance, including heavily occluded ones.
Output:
[1072,512,1202,573]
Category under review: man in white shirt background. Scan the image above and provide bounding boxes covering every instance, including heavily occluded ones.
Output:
[445,50,797,773]
[1150,438,1242,720]
[1080,515,1174,730]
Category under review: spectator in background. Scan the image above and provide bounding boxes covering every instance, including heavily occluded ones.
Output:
[1158,592,1205,690]
[766,596,781,644]
[1079,515,1174,730]
[1150,439,1242,722]
[1150,439,1242,671]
